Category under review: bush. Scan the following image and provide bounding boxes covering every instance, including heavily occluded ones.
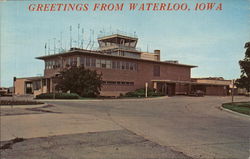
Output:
[124,88,164,98]
[55,66,102,97]
[36,93,80,99]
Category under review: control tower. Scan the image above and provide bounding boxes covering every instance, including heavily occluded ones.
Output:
[97,34,141,58]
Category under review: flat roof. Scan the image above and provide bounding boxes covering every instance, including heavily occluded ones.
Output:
[15,76,43,80]
[36,49,197,68]
[97,34,138,43]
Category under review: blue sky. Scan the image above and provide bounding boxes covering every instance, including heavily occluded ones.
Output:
[1,0,249,87]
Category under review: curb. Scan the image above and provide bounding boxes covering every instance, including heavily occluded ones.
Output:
[35,96,169,102]
[219,106,250,118]
[0,103,47,109]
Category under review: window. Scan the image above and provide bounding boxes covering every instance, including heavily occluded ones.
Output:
[121,62,126,70]
[129,63,134,70]
[72,57,77,66]
[80,57,85,66]
[91,58,96,67]
[153,65,160,76]
[69,58,73,65]
[106,60,111,69]
[33,81,41,90]
[42,79,46,86]
[86,57,90,66]
[117,61,120,69]
[103,81,134,86]
[129,82,134,86]
[125,62,129,70]
[96,59,101,68]
[134,63,138,71]
[101,60,106,68]
[112,61,116,69]
[48,61,52,69]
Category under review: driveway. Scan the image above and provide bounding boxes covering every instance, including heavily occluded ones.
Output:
[1,96,249,159]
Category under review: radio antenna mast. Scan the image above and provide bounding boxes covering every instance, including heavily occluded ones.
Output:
[90,30,95,50]
[60,32,63,53]
[81,28,84,49]
[53,38,56,54]
[70,25,72,49]
[77,24,80,48]
[86,29,92,49]
[48,39,50,55]
[45,42,47,55]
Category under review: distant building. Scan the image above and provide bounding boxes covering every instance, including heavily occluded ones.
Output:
[191,77,231,96]
[14,33,232,97]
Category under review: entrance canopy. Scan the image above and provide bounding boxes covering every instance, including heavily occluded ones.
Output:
[151,80,229,86]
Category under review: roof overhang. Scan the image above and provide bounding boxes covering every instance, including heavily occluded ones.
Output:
[36,50,197,68]
[97,34,138,43]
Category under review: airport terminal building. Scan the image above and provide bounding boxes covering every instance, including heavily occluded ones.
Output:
[14,34,231,96]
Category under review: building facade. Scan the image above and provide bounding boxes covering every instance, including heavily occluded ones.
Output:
[14,34,231,97]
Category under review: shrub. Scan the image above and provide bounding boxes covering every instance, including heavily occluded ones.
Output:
[124,88,164,97]
[36,93,80,99]
[55,66,102,97]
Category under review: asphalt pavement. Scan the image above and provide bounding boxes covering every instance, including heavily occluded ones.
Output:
[1,96,249,159]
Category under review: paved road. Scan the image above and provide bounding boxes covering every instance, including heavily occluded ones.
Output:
[44,96,250,159]
[1,96,249,159]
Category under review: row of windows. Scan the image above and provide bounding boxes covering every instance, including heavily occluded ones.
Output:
[103,81,134,86]
[45,60,61,69]
[45,56,138,71]
[79,57,138,71]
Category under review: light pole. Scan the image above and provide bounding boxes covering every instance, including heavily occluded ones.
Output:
[231,79,235,103]
[145,82,148,98]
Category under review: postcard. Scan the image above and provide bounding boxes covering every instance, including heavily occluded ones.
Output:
[0,0,249,159]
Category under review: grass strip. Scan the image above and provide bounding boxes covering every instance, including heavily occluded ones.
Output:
[222,102,250,116]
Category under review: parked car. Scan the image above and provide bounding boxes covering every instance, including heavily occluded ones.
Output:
[0,87,8,96]
[189,90,204,97]
[196,90,204,97]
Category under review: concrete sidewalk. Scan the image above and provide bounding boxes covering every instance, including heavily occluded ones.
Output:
[0,113,121,141]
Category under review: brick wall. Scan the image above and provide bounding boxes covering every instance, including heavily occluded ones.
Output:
[42,54,192,96]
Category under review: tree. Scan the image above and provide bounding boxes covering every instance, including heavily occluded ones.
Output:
[55,66,102,97]
[235,42,250,92]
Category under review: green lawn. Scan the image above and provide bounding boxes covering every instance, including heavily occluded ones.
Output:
[222,102,250,116]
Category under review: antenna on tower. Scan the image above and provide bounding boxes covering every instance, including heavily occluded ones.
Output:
[90,30,95,50]
[70,25,72,49]
[53,38,56,54]
[86,29,92,49]
[48,39,50,55]
[81,28,84,49]
[77,24,80,48]
[45,42,47,55]
[64,41,67,52]
[60,31,63,53]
